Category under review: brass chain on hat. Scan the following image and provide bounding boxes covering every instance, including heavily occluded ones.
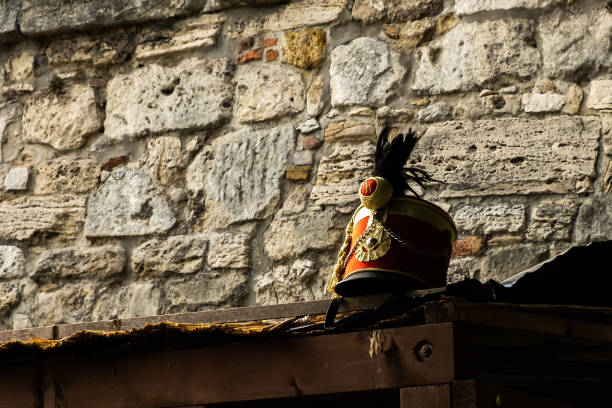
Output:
[341,210,449,273]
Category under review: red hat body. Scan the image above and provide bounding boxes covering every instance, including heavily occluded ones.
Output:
[334,196,456,296]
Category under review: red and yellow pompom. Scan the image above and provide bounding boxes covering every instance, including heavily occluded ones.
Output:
[359,177,393,210]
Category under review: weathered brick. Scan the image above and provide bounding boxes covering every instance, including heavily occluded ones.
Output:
[453,237,485,256]
[262,38,278,47]
[101,156,128,171]
[238,48,263,63]
[265,49,279,62]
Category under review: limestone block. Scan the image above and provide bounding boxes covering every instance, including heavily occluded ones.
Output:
[307,75,325,117]
[522,93,565,113]
[264,210,341,261]
[606,161,612,193]
[0,0,20,43]
[0,195,86,240]
[143,137,183,185]
[330,37,405,107]
[377,106,415,123]
[413,19,540,94]
[575,195,612,243]
[235,64,304,123]
[382,19,435,53]
[206,231,251,269]
[47,29,136,66]
[453,94,521,120]
[32,245,125,282]
[587,80,612,111]
[31,283,96,326]
[447,256,483,283]
[136,14,225,60]
[34,159,100,195]
[603,115,612,156]
[22,85,101,151]
[0,101,22,163]
[20,0,201,36]
[105,57,234,142]
[282,28,326,69]
[561,82,583,115]
[255,259,324,305]
[410,117,600,198]
[0,282,21,316]
[293,150,314,166]
[0,246,25,279]
[132,235,207,277]
[481,245,549,282]
[297,119,320,134]
[165,271,248,312]
[226,0,346,38]
[526,200,578,241]
[453,204,526,235]
[417,101,451,122]
[4,167,29,191]
[324,121,376,143]
[85,168,176,237]
[187,125,295,223]
[456,0,563,15]
[92,282,160,320]
[203,0,287,12]
[353,0,443,23]
[5,52,35,82]
[310,142,374,206]
[281,185,309,215]
[539,9,612,79]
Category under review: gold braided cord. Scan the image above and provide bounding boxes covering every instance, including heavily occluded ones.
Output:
[327,211,356,294]
[359,177,393,211]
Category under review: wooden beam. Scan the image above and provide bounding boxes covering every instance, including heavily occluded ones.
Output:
[424,301,612,343]
[400,384,451,408]
[0,324,455,408]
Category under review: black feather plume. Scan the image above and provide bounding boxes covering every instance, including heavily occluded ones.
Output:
[373,127,437,197]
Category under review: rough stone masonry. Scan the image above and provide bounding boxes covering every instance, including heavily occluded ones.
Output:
[0,0,610,329]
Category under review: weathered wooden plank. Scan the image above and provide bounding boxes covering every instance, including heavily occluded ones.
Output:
[425,301,612,342]
[118,293,402,331]
[400,384,451,408]
[39,324,454,408]
[0,325,54,343]
[56,319,119,339]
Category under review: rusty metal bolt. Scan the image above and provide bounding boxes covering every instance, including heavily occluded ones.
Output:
[414,341,433,361]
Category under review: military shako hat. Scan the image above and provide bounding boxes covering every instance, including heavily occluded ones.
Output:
[328,128,456,297]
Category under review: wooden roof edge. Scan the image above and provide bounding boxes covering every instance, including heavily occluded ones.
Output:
[5,288,612,346]
[0,292,408,344]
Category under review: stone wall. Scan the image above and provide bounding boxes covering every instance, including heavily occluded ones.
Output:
[0,0,610,329]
